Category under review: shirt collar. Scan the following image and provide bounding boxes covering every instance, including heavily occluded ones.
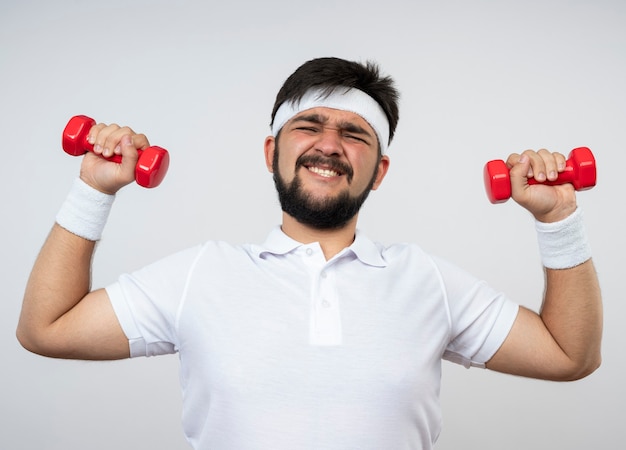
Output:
[253,226,387,268]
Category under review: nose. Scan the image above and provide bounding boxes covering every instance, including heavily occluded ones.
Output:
[315,128,343,156]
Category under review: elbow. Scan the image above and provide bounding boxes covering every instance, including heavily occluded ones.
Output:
[561,353,602,381]
[579,353,602,379]
[16,306,46,356]
[16,321,58,358]
[16,324,44,356]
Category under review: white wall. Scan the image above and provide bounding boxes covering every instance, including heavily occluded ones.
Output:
[1,0,623,448]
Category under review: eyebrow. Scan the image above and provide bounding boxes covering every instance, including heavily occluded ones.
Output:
[291,113,374,139]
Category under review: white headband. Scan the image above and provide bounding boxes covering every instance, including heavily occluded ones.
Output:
[271,87,391,154]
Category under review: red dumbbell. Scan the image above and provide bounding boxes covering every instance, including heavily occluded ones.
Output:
[483,147,596,204]
[62,115,170,188]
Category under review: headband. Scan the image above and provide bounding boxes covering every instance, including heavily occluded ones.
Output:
[271,87,390,154]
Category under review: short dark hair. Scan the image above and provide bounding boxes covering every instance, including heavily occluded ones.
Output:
[270,57,400,145]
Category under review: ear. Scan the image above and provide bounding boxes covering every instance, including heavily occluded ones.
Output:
[371,155,390,190]
[264,136,275,173]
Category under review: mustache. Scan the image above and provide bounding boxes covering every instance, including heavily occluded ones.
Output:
[295,154,354,182]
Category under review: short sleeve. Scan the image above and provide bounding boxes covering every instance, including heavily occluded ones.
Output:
[106,244,205,358]
[434,256,519,368]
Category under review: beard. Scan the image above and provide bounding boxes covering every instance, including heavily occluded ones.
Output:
[272,144,379,230]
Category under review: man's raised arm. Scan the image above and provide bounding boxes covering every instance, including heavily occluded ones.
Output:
[486,149,602,380]
[17,125,149,360]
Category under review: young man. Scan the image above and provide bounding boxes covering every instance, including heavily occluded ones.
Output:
[18,57,602,449]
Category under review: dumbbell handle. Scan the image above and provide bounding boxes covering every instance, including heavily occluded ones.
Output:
[62,115,170,188]
[484,147,596,204]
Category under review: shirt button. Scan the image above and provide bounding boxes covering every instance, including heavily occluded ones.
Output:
[320,271,327,279]
[322,300,331,308]
[306,248,313,256]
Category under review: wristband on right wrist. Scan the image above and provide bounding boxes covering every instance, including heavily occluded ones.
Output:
[535,207,592,270]
[55,178,115,241]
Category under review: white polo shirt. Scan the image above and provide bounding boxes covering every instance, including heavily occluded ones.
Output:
[107,226,518,449]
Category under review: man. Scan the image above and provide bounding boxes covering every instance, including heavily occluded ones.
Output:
[17,57,602,449]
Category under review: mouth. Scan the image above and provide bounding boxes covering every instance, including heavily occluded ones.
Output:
[306,165,342,178]
[297,155,353,182]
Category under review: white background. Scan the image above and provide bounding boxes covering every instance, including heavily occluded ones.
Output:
[1,0,624,448]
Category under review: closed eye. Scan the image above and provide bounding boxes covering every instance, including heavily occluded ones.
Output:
[344,133,368,144]
[295,126,320,133]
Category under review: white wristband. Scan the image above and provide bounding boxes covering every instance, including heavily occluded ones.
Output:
[535,208,591,269]
[56,178,115,241]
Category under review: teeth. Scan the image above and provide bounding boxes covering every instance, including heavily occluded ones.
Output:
[308,166,339,177]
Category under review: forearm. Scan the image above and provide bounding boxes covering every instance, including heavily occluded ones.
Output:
[17,178,115,354]
[540,260,603,378]
[17,224,96,352]
[533,205,602,378]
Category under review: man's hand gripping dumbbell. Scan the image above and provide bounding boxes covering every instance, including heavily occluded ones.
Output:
[484,147,596,206]
[62,115,170,192]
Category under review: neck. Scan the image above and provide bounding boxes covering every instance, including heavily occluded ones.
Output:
[281,213,358,260]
